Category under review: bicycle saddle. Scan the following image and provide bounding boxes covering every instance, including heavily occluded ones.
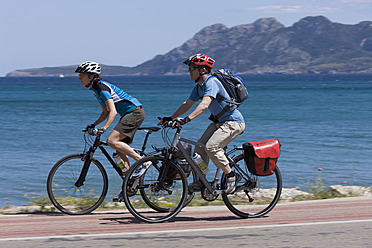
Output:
[138,127,161,132]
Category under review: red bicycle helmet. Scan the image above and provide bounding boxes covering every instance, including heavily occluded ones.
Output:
[183,54,215,69]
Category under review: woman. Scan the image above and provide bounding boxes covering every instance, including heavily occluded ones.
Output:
[75,61,145,201]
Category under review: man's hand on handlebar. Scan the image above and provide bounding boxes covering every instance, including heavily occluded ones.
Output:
[157,117,173,126]
[173,116,191,127]
[158,116,191,128]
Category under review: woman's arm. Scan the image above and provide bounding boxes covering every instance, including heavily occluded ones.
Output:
[93,100,116,130]
[100,99,117,130]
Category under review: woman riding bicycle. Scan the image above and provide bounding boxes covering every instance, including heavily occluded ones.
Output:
[160,54,245,193]
[75,61,145,201]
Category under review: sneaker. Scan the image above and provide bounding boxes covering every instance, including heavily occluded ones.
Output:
[132,161,152,178]
[112,186,137,201]
[188,181,202,193]
[112,191,124,202]
[225,172,239,194]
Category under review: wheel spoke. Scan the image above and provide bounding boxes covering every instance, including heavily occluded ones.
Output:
[47,154,108,215]
[222,154,282,218]
[122,156,188,223]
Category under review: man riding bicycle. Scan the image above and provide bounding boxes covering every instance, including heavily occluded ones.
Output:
[160,54,245,193]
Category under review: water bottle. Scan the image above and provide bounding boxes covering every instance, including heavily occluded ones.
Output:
[193,153,209,175]
[181,142,192,156]
[113,153,128,172]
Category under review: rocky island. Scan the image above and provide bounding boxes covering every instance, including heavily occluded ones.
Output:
[7,16,372,77]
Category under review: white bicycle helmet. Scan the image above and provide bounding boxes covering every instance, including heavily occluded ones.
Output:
[75,61,101,74]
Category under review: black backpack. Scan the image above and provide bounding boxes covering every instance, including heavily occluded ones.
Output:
[210,69,248,119]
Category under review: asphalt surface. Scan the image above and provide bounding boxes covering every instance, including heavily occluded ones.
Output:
[0,196,371,247]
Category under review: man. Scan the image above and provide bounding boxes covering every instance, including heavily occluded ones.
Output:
[160,54,245,193]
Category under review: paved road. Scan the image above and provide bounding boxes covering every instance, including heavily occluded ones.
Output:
[0,197,371,247]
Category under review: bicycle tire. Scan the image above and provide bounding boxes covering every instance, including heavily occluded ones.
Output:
[221,154,282,218]
[122,156,188,223]
[137,158,195,213]
[47,154,108,215]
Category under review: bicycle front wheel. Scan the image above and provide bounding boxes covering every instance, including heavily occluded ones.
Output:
[222,154,282,218]
[123,156,188,223]
[47,154,108,215]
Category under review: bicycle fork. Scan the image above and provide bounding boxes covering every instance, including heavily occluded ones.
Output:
[75,148,95,187]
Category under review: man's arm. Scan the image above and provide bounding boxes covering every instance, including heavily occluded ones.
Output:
[187,96,212,120]
[171,98,196,119]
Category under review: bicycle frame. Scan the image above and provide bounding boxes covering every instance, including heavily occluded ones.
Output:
[171,126,230,195]
[75,136,124,187]
[75,127,159,188]
[165,123,255,196]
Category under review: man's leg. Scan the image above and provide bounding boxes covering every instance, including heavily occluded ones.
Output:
[205,122,245,174]
[194,122,218,166]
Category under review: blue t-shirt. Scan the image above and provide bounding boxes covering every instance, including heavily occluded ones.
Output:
[90,81,142,117]
[189,76,245,123]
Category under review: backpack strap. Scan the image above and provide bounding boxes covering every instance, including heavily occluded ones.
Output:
[213,102,238,119]
[209,76,240,120]
[197,75,215,100]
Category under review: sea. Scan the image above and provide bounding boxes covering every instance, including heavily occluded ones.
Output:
[0,74,371,208]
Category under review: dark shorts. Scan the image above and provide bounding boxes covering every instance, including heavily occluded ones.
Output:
[114,106,145,144]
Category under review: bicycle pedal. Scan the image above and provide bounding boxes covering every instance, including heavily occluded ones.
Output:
[113,192,124,202]
[112,197,123,202]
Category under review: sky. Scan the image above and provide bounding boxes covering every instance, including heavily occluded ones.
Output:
[1,0,372,76]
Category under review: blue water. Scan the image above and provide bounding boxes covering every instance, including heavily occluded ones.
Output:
[1,74,371,207]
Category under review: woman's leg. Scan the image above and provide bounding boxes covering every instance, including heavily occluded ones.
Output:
[107,130,141,161]
[108,107,145,164]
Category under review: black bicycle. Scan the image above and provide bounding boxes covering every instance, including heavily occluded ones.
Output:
[122,120,283,223]
[46,126,160,215]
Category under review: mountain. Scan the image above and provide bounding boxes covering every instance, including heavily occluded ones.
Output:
[6,65,135,77]
[6,16,372,77]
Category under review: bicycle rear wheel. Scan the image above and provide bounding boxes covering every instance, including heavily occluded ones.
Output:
[222,154,282,218]
[122,156,188,223]
[47,154,108,215]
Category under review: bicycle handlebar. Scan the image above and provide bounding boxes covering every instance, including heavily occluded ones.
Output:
[82,128,104,137]
[157,117,183,130]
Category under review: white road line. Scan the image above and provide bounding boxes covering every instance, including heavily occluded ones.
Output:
[1,219,372,242]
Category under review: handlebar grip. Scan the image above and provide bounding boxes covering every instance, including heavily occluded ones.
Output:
[158,117,172,128]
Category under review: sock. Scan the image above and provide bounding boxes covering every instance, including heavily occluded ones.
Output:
[227,171,235,178]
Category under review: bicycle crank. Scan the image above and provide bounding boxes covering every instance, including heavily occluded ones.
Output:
[201,187,219,201]
[244,190,254,202]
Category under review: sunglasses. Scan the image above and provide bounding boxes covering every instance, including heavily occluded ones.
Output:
[188,66,198,71]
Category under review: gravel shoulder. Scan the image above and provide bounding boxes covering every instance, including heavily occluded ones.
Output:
[1,185,371,215]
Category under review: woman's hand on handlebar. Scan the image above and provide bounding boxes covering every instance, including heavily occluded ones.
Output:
[83,127,106,136]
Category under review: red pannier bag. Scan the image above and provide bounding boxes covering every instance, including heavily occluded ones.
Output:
[243,139,281,176]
